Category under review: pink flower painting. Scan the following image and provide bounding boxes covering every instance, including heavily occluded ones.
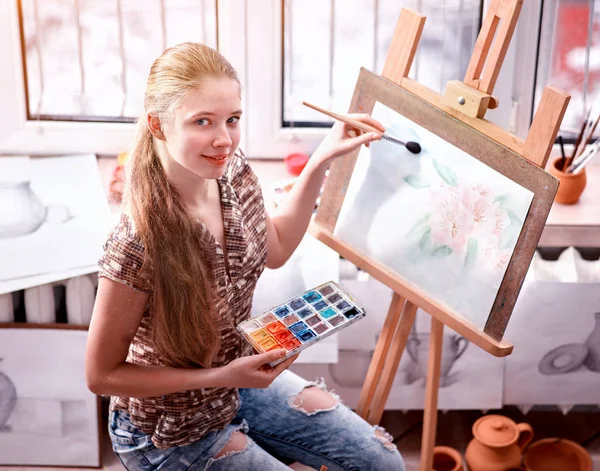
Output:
[406,158,517,272]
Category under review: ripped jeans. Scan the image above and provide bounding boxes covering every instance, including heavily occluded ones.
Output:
[109,370,405,471]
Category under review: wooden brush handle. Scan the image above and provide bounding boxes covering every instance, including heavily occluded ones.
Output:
[302,101,382,135]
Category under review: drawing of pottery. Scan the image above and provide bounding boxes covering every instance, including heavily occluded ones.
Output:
[0,181,71,239]
[538,312,600,375]
[0,358,17,432]
[583,312,600,372]
[407,333,468,387]
[538,343,589,375]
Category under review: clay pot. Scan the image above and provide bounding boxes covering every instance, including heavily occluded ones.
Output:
[523,438,592,471]
[548,156,587,204]
[432,446,464,471]
[465,415,533,471]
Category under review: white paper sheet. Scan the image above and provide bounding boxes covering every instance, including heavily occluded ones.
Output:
[0,155,111,294]
[0,329,100,466]
[505,281,600,405]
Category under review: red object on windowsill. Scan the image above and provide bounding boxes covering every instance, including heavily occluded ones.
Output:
[284,152,309,176]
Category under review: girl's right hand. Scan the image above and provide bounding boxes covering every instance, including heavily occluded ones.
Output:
[221,349,299,389]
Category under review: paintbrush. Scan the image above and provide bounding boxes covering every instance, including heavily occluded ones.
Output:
[566,138,600,174]
[564,108,592,170]
[573,111,600,162]
[302,101,422,154]
[558,135,566,169]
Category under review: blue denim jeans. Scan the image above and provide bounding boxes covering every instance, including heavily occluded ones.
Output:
[109,371,405,470]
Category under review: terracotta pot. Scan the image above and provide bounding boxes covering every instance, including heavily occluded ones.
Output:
[548,156,587,204]
[465,415,533,471]
[523,438,592,471]
[432,446,463,471]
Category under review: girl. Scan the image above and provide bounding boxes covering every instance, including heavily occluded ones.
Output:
[85,42,404,471]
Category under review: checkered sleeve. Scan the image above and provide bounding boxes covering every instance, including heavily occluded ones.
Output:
[98,217,153,293]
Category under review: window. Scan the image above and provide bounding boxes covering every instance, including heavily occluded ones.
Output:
[534,0,599,138]
[283,0,483,127]
[20,0,217,122]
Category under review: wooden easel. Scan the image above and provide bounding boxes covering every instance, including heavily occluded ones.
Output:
[308,2,570,470]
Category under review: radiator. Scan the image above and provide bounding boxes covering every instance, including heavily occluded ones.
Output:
[0,274,97,325]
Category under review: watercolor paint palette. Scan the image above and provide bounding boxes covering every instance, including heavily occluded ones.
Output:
[237,281,366,366]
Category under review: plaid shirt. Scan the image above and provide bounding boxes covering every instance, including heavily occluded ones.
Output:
[98,151,268,449]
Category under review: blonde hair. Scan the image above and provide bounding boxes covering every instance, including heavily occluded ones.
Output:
[125,43,239,368]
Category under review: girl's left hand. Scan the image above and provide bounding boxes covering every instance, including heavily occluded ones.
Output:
[311,113,385,165]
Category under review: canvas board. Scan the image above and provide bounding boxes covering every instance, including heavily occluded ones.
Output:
[314,68,558,343]
[0,154,111,295]
[335,101,534,330]
[0,327,100,466]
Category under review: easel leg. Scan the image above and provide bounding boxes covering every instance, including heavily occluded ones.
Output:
[355,292,406,419]
[419,317,444,471]
[367,300,418,425]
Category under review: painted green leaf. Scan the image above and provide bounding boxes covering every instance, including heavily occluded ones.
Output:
[404,175,430,189]
[433,159,458,187]
[419,228,432,252]
[507,209,523,226]
[419,229,453,257]
[432,245,453,257]
[407,214,431,238]
[465,237,478,267]
[493,194,507,205]
[499,226,519,250]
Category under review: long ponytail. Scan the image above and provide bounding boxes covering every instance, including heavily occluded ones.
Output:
[124,43,239,367]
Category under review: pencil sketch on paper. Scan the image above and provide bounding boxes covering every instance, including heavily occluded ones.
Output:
[0,155,111,294]
[0,329,100,466]
[334,101,534,328]
[505,282,600,405]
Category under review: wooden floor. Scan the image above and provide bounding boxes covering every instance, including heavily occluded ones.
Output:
[1,405,599,470]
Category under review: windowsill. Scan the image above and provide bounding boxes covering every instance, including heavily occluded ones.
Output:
[541,149,600,248]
